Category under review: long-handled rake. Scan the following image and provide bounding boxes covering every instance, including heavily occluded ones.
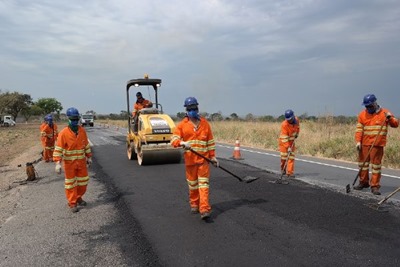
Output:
[345,119,386,193]
[366,186,400,212]
[188,148,259,183]
[275,142,295,185]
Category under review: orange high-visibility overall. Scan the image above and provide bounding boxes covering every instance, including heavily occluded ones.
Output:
[40,122,58,162]
[132,99,153,117]
[171,117,216,214]
[278,117,300,176]
[53,126,92,208]
[355,108,398,188]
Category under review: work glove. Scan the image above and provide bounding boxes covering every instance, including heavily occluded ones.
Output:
[55,161,62,174]
[180,141,191,150]
[211,157,219,168]
[385,112,393,120]
[87,158,92,168]
[287,147,292,153]
[356,142,361,151]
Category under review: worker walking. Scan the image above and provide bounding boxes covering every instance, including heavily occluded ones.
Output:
[279,109,300,178]
[171,97,218,220]
[53,107,92,213]
[40,114,58,162]
[354,94,398,195]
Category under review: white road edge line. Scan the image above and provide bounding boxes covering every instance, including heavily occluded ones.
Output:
[217,144,400,180]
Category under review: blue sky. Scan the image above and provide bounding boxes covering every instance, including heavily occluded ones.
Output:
[1,0,399,117]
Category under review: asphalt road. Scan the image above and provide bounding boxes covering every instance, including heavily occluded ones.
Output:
[88,125,400,266]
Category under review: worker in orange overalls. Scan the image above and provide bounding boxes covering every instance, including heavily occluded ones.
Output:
[353,94,398,195]
[53,107,92,213]
[278,109,300,178]
[132,91,153,117]
[171,97,218,220]
[132,91,153,132]
[40,114,58,162]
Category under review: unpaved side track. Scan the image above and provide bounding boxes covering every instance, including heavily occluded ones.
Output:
[0,160,161,267]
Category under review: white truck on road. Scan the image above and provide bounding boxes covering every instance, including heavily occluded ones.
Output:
[81,114,94,127]
[0,115,16,127]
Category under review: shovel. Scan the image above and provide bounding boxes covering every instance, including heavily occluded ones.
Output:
[366,186,400,212]
[188,148,259,183]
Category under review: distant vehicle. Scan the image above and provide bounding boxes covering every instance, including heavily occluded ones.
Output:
[81,114,94,127]
[0,115,16,127]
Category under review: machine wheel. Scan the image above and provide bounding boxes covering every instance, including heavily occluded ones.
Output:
[127,142,137,160]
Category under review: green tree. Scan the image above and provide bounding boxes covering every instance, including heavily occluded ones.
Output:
[21,105,44,121]
[119,110,129,120]
[36,98,63,115]
[244,113,254,121]
[176,112,186,119]
[210,112,223,121]
[0,92,33,120]
[230,113,239,121]
[259,115,275,122]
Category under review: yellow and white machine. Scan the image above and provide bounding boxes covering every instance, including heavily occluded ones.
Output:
[126,75,182,165]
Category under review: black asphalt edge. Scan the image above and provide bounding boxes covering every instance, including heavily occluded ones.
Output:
[222,157,400,211]
[90,155,163,267]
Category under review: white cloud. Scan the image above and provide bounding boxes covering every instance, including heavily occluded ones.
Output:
[0,0,400,116]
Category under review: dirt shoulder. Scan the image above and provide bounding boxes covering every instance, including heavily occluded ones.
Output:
[0,123,67,192]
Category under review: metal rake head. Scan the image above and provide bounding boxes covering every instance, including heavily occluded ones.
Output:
[364,203,389,212]
[275,179,289,185]
[242,176,260,183]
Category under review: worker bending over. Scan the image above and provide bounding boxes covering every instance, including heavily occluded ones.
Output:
[278,109,300,178]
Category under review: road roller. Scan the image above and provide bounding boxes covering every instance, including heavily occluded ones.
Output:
[126,75,182,165]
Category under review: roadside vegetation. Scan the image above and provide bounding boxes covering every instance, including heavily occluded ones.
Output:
[2,90,398,169]
[98,117,400,169]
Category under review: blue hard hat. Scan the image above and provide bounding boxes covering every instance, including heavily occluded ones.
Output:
[44,114,53,121]
[285,109,294,120]
[66,107,80,118]
[362,94,377,106]
[184,97,199,107]
[136,92,142,97]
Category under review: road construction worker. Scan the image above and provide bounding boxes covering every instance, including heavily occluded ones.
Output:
[279,109,300,178]
[40,114,58,162]
[53,107,92,213]
[132,92,153,117]
[132,91,153,132]
[354,94,398,195]
[171,97,218,220]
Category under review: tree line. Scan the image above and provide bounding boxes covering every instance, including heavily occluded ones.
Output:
[1,90,357,125]
[98,110,357,125]
[0,90,62,121]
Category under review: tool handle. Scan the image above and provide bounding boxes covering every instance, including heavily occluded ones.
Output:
[378,186,400,205]
[217,165,243,182]
[352,119,387,186]
[188,147,243,182]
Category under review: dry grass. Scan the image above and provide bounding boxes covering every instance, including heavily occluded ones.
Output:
[0,123,43,166]
[99,119,400,169]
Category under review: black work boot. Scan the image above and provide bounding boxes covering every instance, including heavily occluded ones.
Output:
[353,183,369,190]
[77,199,87,206]
[371,187,381,195]
[200,212,211,220]
[70,205,79,213]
